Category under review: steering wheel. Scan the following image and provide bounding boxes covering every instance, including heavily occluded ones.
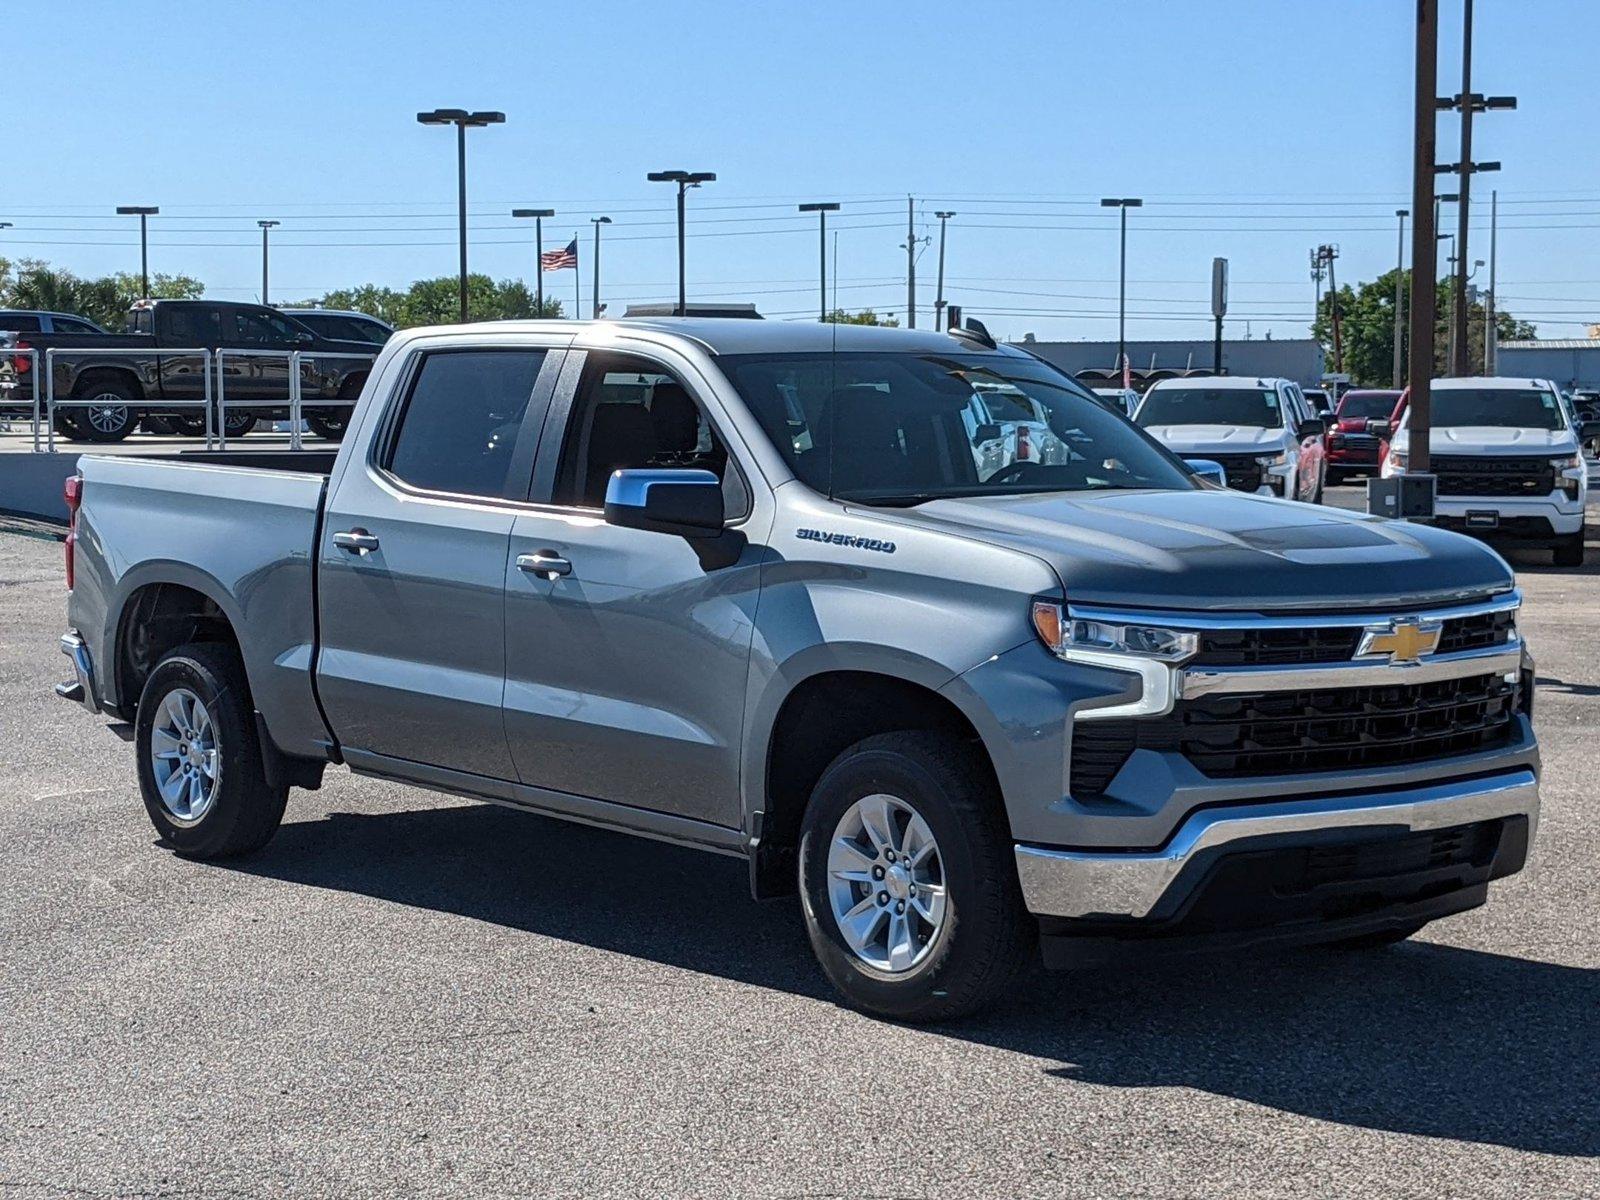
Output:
[988,461,1051,486]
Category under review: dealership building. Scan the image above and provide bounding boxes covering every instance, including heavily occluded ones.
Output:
[1496,339,1600,391]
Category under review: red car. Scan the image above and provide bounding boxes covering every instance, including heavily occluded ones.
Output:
[1326,389,1402,482]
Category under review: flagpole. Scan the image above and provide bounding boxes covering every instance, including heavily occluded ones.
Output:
[574,231,580,319]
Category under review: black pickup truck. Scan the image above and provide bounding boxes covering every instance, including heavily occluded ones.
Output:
[5,299,376,442]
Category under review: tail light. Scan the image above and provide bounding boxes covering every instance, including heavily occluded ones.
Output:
[63,475,82,591]
[13,339,31,374]
[1016,425,1033,461]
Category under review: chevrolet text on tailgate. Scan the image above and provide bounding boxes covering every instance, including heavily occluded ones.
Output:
[56,319,1540,1021]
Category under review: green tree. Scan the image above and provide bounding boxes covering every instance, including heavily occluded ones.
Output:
[313,275,563,327]
[824,308,899,326]
[2,263,204,329]
[1313,271,1534,386]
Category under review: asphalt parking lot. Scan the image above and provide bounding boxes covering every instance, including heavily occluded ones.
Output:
[2,488,1597,1199]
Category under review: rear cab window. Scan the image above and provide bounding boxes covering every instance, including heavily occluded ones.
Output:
[383,349,550,500]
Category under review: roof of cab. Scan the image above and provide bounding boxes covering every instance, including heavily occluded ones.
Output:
[415,316,1020,357]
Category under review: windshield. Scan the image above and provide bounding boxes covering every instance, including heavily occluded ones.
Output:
[1339,392,1400,420]
[1135,387,1282,429]
[718,351,1195,504]
[1426,388,1568,431]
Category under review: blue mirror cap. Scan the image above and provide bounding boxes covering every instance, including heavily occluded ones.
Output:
[604,468,722,508]
[1183,458,1227,485]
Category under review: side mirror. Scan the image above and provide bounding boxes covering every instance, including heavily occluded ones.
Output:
[973,422,1002,443]
[294,331,315,346]
[1184,458,1227,487]
[1580,419,1600,441]
[604,468,724,538]
[1321,412,1338,429]
[1366,418,1393,439]
[1295,418,1325,441]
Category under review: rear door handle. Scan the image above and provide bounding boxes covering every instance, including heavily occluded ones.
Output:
[517,551,572,579]
[333,529,380,554]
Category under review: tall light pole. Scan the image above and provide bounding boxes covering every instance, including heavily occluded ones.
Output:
[1485,189,1498,374]
[512,208,556,314]
[257,220,280,305]
[116,206,159,298]
[1437,0,1516,377]
[799,202,840,322]
[933,211,955,330]
[647,170,716,316]
[416,108,505,323]
[1393,209,1408,386]
[590,216,611,319]
[1101,198,1142,372]
[1407,0,1441,477]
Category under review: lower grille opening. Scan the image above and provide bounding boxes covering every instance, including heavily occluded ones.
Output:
[1071,672,1519,797]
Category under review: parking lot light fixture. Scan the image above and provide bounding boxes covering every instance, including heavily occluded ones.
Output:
[417,109,506,322]
[512,208,557,312]
[648,170,717,316]
[933,211,955,330]
[116,205,160,298]
[257,220,280,305]
[799,203,841,322]
[590,216,612,319]
[1100,198,1142,372]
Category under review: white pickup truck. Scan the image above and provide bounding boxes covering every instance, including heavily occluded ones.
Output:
[1382,376,1594,566]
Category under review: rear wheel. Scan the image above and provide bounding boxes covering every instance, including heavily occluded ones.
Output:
[68,376,139,442]
[1553,530,1585,567]
[134,642,288,859]
[799,732,1033,1022]
[170,411,257,439]
[305,412,346,442]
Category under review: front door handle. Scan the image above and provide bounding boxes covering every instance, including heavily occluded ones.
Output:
[517,551,572,579]
[333,529,380,554]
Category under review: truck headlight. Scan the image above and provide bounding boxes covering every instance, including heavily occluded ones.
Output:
[1031,602,1199,663]
[1255,451,1289,467]
[1554,452,1584,499]
[1387,450,1408,472]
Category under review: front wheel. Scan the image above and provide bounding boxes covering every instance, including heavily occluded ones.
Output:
[799,732,1033,1022]
[68,378,139,442]
[135,643,288,859]
[1553,530,1585,567]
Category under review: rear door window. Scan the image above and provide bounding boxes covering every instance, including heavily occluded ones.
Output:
[0,314,42,332]
[384,349,550,499]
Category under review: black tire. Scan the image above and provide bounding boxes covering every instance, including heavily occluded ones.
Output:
[53,411,92,441]
[68,375,139,442]
[798,731,1033,1022]
[170,411,257,439]
[141,414,180,436]
[1322,922,1427,950]
[134,642,288,860]
[1553,531,1585,567]
[305,412,346,442]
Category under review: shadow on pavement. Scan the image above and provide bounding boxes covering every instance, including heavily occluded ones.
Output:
[230,801,1599,1158]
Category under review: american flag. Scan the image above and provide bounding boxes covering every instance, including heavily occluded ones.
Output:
[540,239,577,271]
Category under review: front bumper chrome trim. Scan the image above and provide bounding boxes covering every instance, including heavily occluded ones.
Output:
[1177,640,1522,700]
[56,631,99,714]
[1015,768,1538,920]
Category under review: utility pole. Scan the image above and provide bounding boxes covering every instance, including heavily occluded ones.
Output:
[933,211,955,330]
[1309,248,1326,328]
[905,196,916,329]
[1407,0,1439,476]
[1485,189,1498,373]
[1318,244,1343,373]
[257,220,279,305]
[1438,0,1514,376]
[1393,210,1408,386]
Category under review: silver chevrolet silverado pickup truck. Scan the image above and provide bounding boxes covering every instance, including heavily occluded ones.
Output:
[56,318,1540,1020]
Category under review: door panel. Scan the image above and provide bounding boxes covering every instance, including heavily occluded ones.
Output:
[315,346,562,780]
[502,349,764,826]
[503,511,763,825]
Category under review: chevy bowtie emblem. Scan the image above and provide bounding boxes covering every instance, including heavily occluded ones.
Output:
[1357,618,1443,664]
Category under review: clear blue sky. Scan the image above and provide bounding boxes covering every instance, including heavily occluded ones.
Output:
[5,0,1598,343]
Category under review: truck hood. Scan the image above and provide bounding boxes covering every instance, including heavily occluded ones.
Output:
[1390,427,1577,455]
[1139,425,1285,457]
[882,488,1512,611]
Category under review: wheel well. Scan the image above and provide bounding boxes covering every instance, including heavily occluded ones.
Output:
[339,371,368,398]
[72,367,144,402]
[116,583,241,715]
[754,671,1000,898]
